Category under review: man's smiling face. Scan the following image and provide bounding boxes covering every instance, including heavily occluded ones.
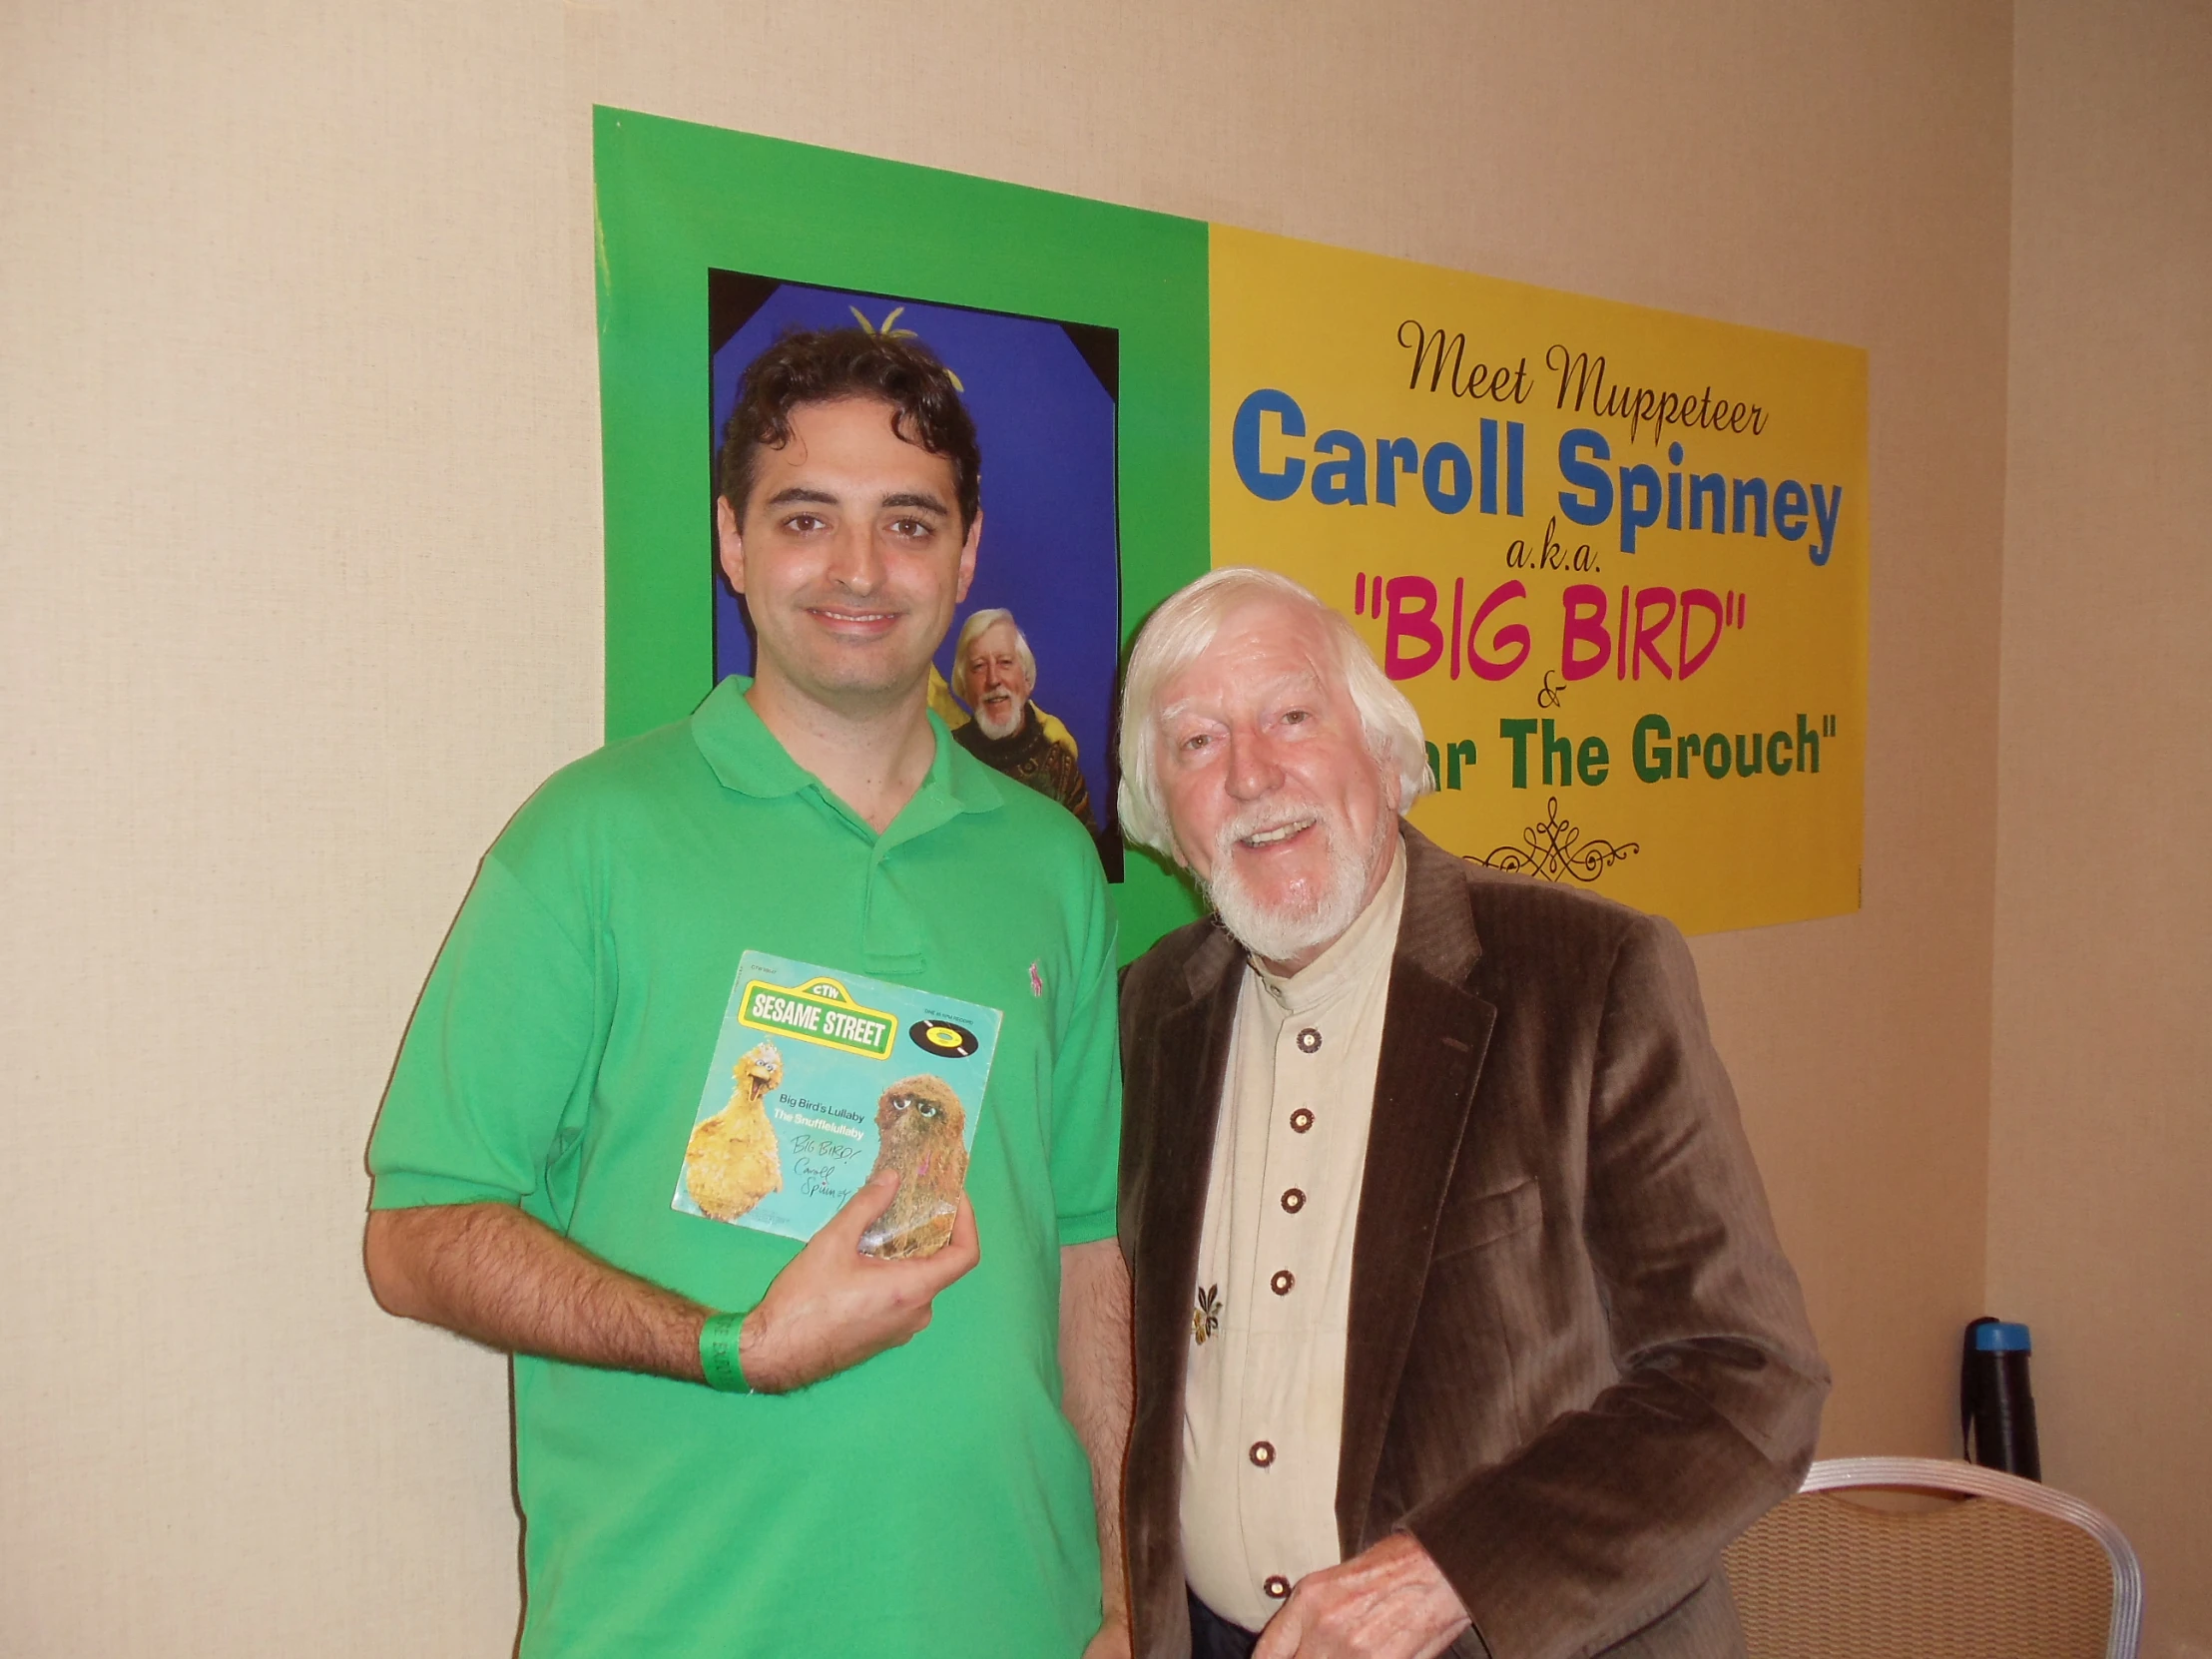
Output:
[1152,593,1398,973]
[961,618,1032,740]
[717,396,979,717]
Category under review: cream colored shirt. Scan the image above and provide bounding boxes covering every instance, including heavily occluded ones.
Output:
[1181,843,1407,1629]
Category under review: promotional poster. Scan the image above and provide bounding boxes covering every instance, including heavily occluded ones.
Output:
[595,108,1867,948]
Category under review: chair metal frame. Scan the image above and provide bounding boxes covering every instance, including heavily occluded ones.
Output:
[1794,1455,2144,1659]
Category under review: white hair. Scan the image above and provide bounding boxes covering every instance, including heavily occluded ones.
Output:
[1116,566,1434,857]
[952,607,1036,701]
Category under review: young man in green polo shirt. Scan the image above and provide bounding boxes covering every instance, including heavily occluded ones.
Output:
[365,328,1132,1659]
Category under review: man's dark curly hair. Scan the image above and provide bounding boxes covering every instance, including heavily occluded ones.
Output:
[717,326,981,530]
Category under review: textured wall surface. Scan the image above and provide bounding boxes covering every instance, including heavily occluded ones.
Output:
[4,2,2036,1653]
[1991,4,2212,1655]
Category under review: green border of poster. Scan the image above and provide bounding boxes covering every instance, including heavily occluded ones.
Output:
[592,107,1211,958]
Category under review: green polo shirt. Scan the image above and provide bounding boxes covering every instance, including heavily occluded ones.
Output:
[369,677,1121,1659]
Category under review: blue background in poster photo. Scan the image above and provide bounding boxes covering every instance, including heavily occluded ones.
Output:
[711,280,1121,838]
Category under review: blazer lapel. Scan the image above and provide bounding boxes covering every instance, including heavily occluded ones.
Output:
[1130,926,1246,1450]
[1336,830,1497,1554]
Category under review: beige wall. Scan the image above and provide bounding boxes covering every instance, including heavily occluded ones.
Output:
[1991,4,2212,1656]
[4,1,2179,1654]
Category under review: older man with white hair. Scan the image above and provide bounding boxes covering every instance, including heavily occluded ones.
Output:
[1113,567,1827,1659]
[952,606,1095,830]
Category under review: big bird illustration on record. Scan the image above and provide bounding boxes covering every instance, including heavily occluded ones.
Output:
[858,1074,969,1259]
[685,1041,785,1222]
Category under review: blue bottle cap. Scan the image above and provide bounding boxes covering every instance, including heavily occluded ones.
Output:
[1973,1321,2032,1353]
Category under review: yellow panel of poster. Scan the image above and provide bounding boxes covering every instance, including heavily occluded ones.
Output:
[1209,227,1869,934]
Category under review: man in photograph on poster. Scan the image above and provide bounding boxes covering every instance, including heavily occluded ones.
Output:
[1112,567,1826,1659]
[362,328,1132,1659]
[952,605,1097,831]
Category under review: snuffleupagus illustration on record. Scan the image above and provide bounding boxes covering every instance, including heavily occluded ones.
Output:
[859,1074,969,1258]
[684,1042,785,1221]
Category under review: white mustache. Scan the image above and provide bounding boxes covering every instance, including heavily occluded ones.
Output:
[1216,799,1330,859]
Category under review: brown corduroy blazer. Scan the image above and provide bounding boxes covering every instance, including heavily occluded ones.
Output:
[1116,826,1829,1659]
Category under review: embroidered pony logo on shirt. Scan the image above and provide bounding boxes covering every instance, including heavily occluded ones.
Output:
[1029,961,1046,999]
[1192,1284,1223,1346]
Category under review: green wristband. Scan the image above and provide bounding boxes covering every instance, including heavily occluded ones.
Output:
[699,1311,753,1394]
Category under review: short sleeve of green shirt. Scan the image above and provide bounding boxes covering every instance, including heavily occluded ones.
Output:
[1045,857,1122,1248]
[369,850,599,1218]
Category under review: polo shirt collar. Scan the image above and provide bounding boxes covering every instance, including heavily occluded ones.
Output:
[691,676,811,798]
[690,675,1006,835]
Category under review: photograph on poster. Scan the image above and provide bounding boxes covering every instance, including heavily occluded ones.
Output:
[709,270,1124,876]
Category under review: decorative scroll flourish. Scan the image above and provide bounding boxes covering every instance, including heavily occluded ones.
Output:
[1468,797,1640,884]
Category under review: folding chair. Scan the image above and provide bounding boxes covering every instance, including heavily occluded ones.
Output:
[1722,1454,2143,1658]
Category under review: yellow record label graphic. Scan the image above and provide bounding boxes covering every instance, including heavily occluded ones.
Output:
[909,1019,981,1059]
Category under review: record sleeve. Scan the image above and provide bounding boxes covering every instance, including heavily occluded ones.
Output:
[673,951,1001,1259]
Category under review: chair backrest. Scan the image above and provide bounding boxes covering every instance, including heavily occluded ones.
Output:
[1722,1455,2143,1659]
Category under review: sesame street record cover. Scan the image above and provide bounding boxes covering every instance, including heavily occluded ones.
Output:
[673,951,1002,1260]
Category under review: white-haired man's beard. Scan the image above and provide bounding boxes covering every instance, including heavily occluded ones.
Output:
[1199,795,1394,969]
[972,688,1024,741]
